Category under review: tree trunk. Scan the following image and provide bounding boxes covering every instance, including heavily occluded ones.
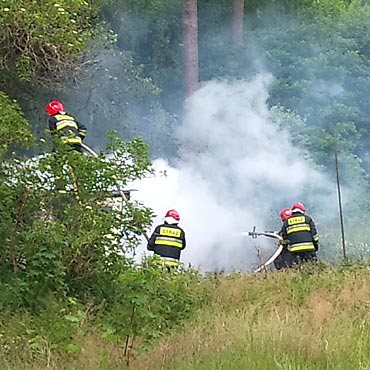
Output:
[183,0,199,98]
[232,0,244,45]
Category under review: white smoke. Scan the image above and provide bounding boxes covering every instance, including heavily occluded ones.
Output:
[131,74,338,272]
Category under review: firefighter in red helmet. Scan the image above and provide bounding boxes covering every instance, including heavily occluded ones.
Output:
[147,209,186,270]
[279,207,292,222]
[45,100,87,153]
[280,202,319,268]
[291,202,306,213]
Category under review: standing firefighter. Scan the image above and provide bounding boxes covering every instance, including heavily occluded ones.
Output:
[280,202,319,267]
[45,100,87,153]
[147,209,186,270]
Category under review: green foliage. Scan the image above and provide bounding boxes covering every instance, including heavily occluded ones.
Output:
[0,0,102,82]
[0,264,205,367]
[6,261,370,369]
[97,0,370,183]
[101,260,204,359]
[125,266,370,370]
[0,92,33,156]
[100,0,184,108]
[0,134,152,306]
[3,2,370,366]
[0,118,208,369]
[239,2,370,189]
[0,129,208,367]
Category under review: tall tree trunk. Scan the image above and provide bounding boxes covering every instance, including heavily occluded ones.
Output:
[183,0,199,98]
[232,0,244,45]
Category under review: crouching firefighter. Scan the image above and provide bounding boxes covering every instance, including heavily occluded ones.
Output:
[147,209,186,271]
[280,202,319,268]
[273,207,293,270]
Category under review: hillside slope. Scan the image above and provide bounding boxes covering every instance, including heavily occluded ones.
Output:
[132,264,370,370]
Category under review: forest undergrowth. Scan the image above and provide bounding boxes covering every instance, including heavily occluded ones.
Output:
[3,262,370,370]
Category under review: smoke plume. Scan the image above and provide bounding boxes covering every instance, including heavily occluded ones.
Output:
[131,74,340,272]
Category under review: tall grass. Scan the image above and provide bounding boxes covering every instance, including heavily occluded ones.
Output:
[3,263,370,369]
[132,263,370,370]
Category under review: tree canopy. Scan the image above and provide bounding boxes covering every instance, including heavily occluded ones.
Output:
[0,0,101,82]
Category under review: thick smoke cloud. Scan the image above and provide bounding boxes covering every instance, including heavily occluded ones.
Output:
[131,74,339,272]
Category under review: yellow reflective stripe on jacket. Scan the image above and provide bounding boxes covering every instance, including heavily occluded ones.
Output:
[55,114,75,121]
[155,238,183,248]
[57,121,78,131]
[287,225,311,234]
[62,137,82,144]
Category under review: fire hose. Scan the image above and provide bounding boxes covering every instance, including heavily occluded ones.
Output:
[247,226,283,272]
[81,143,150,242]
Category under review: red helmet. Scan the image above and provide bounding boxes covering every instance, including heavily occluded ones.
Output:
[292,202,306,213]
[45,100,64,116]
[165,209,180,221]
[280,208,292,221]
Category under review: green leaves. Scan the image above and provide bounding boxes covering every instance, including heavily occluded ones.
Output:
[0,0,100,82]
[100,261,203,364]
[0,132,154,307]
[0,92,33,157]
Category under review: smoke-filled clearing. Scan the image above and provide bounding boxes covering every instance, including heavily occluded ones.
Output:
[131,74,341,272]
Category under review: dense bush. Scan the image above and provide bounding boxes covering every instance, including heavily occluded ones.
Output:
[0,0,102,82]
[0,122,207,365]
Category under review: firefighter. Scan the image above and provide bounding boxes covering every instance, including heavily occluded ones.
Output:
[273,207,293,270]
[45,100,87,153]
[280,202,319,268]
[147,209,186,270]
[279,208,292,224]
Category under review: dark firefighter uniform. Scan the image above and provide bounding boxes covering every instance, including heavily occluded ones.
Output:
[147,223,186,268]
[48,113,87,152]
[274,235,291,270]
[280,212,319,267]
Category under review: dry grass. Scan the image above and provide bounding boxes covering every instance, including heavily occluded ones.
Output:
[131,265,370,370]
[5,265,370,370]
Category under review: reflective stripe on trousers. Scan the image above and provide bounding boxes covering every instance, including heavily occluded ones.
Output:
[161,256,180,267]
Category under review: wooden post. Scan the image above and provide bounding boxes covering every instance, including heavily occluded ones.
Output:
[333,139,347,259]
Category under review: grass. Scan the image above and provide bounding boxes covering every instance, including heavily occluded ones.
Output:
[3,263,370,369]
[131,263,370,370]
